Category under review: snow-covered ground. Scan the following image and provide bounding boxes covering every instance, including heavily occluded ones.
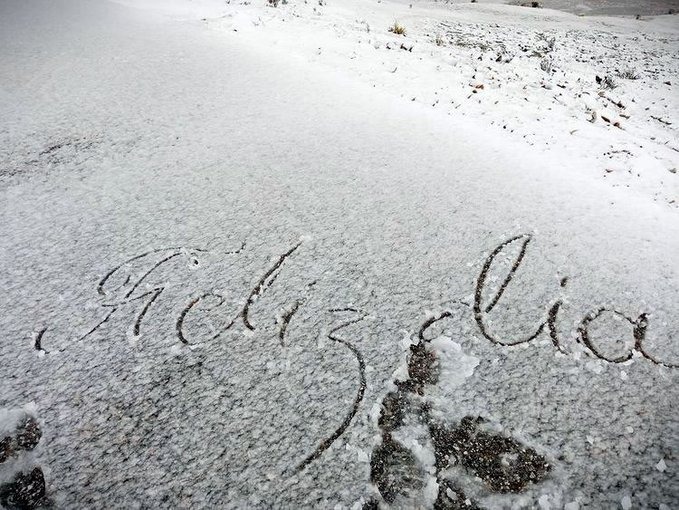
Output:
[1,0,678,508]
[116,0,679,208]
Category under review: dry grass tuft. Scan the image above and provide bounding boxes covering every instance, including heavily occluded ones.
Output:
[388,21,406,36]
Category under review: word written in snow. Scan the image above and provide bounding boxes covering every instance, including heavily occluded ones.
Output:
[32,234,677,480]
[472,234,677,368]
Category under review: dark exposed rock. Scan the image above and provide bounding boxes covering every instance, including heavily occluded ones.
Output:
[370,435,426,504]
[0,416,42,464]
[370,326,550,506]
[434,479,481,510]
[0,467,46,509]
[16,418,41,452]
[0,437,12,464]
[407,343,439,394]
[361,497,380,510]
[429,416,550,493]
[378,390,409,432]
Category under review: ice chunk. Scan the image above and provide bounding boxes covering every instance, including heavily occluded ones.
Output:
[427,336,479,391]
[621,495,632,510]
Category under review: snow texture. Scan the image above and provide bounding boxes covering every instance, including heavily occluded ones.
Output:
[1,0,678,508]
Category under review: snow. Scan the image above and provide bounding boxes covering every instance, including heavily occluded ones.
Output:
[1,0,678,507]
[427,336,480,391]
[109,0,679,208]
[0,404,40,486]
[621,495,632,509]
[656,458,667,472]
[0,410,24,440]
[0,404,37,439]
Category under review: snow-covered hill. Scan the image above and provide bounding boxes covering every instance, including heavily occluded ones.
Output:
[110,0,679,208]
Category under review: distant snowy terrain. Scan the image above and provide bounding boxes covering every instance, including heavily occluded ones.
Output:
[441,0,679,16]
[106,0,679,208]
[0,0,677,509]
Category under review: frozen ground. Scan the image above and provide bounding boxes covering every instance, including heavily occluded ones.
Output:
[0,0,678,508]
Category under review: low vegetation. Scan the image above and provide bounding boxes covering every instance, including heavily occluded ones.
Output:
[388,21,406,36]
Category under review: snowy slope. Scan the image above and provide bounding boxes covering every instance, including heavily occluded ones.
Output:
[107,0,679,208]
[0,0,678,508]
